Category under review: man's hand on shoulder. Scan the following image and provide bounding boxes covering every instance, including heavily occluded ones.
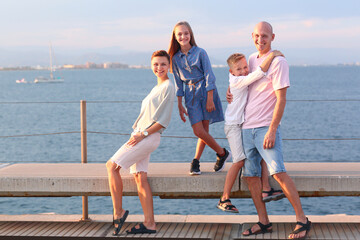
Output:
[226,86,233,103]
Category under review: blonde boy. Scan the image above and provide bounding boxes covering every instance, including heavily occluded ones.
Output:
[218,51,284,213]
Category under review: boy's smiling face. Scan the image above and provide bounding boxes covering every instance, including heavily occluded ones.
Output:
[229,58,249,76]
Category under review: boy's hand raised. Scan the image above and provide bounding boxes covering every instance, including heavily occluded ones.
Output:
[272,50,284,58]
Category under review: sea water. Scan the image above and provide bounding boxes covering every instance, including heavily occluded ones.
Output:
[0,66,360,216]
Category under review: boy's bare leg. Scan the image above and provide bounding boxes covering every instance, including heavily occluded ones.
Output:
[261,160,271,192]
[221,161,244,201]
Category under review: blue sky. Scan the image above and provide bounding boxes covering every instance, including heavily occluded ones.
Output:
[1,0,360,65]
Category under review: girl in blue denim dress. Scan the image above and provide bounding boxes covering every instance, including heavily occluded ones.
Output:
[168,21,231,175]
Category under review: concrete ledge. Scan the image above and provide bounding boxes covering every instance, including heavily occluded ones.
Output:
[0,162,359,198]
[0,163,238,198]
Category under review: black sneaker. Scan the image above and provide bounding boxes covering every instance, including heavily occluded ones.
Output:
[214,148,231,172]
[190,159,201,175]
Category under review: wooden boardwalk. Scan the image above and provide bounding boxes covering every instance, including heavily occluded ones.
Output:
[1,220,359,239]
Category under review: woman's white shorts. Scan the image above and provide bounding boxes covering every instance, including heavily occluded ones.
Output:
[110,132,161,174]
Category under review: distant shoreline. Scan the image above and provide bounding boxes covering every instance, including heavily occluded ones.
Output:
[1,63,360,71]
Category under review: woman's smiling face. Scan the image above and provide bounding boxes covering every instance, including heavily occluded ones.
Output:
[151,56,169,80]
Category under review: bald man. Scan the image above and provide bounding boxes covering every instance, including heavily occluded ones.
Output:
[228,22,311,239]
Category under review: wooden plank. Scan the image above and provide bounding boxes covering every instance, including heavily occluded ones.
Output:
[221,224,233,240]
[39,222,67,237]
[155,222,171,238]
[230,224,241,240]
[47,222,75,237]
[347,223,360,239]
[162,222,178,238]
[84,222,106,237]
[319,223,332,240]
[277,223,286,240]
[0,222,23,236]
[327,223,340,239]
[5,221,39,236]
[92,223,113,237]
[73,222,98,237]
[177,222,192,238]
[207,223,219,239]
[334,222,349,239]
[17,222,43,236]
[6,221,38,236]
[53,222,82,237]
[341,223,356,239]
[185,223,198,239]
[170,222,185,238]
[270,222,279,240]
[33,222,60,236]
[1,221,24,235]
[27,222,54,236]
[200,223,213,238]
[62,222,87,236]
[0,222,14,232]
[214,223,226,240]
[192,223,206,239]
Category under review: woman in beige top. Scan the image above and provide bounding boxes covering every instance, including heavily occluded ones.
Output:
[106,50,175,235]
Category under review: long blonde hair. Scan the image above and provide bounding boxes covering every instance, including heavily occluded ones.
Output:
[168,21,197,73]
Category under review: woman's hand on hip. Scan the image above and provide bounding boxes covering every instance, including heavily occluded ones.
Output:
[127,133,144,146]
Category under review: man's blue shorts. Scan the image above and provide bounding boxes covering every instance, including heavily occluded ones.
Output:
[242,126,286,177]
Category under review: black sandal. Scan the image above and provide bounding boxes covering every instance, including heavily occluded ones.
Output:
[216,199,239,213]
[288,217,311,239]
[242,222,273,236]
[126,223,156,234]
[263,188,286,202]
[112,210,129,236]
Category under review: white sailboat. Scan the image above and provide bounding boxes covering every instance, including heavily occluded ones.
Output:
[34,43,64,83]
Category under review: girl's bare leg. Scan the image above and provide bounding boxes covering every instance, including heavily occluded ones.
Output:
[194,120,209,160]
[192,120,225,155]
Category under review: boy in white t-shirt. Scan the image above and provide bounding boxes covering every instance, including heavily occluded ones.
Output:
[217,51,285,213]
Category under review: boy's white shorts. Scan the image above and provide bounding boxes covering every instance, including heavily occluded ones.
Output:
[224,124,246,163]
[110,132,161,174]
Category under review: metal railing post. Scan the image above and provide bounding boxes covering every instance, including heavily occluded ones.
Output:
[80,100,90,221]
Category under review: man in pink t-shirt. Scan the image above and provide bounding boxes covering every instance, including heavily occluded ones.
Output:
[228,22,311,239]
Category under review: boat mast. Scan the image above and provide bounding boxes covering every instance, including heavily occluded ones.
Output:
[49,42,54,80]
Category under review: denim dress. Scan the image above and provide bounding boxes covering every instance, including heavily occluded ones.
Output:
[172,46,224,125]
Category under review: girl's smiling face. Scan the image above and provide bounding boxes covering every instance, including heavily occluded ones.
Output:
[174,25,191,48]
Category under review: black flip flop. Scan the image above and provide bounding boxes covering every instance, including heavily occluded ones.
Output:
[112,210,129,236]
[242,222,273,236]
[126,223,156,234]
[289,217,311,239]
